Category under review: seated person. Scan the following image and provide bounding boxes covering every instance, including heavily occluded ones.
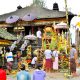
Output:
[33,65,46,80]
[17,64,31,80]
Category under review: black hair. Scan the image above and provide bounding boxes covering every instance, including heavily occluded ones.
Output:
[20,64,25,70]
[5,47,10,52]
[0,65,2,68]
[71,44,76,48]
[36,64,42,70]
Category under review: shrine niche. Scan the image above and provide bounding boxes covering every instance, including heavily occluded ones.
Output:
[42,26,58,50]
[42,24,70,54]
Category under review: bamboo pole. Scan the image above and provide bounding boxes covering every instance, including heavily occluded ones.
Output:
[64,0,69,27]
[64,0,71,48]
[64,0,71,75]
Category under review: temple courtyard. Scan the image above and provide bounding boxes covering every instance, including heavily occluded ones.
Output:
[7,68,80,80]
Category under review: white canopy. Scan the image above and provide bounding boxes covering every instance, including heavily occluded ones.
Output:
[54,22,68,29]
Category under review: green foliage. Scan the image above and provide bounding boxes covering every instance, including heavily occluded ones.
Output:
[50,38,57,50]
[33,0,45,7]
[43,41,46,49]
[46,32,52,36]
[59,47,65,53]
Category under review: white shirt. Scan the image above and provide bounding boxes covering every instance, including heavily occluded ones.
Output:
[52,50,58,57]
[31,57,37,64]
[6,52,13,62]
[44,49,52,59]
[36,30,42,38]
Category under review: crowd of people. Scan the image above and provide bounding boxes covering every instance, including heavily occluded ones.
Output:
[0,43,79,80]
[0,27,79,79]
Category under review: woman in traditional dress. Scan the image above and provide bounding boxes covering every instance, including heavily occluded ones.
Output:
[44,45,52,72]
[52,47,59,71]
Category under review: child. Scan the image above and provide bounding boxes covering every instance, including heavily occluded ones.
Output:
[31,55,37,68]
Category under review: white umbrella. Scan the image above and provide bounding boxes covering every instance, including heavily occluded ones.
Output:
[57,22,67,26]
[70,16,80,26]
[24,34,37,40]
[6,15,19,23]
[54,22,68,29]
[22,13,36,21]
[70,16,80,29]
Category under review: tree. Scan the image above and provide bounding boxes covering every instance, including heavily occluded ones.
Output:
[33,0,45,7]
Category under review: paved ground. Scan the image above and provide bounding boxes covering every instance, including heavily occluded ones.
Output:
[7,73,80,80]
[7,68,80,80]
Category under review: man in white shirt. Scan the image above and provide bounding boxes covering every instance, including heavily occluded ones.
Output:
[36,27,42,46]
[36,30,41,38]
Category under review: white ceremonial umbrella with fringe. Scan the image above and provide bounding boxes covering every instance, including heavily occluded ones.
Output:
[24,34,37,40]
[54,22,68,29]
[70,16,80,29]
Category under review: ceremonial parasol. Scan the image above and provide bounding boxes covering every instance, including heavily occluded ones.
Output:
[70,16,80,29]
[54,22,68,29]
[6,15,19,23]
[22,13,36,21]
[24,34,37,40]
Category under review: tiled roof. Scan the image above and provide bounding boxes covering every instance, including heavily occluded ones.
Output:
[0,4,74,22]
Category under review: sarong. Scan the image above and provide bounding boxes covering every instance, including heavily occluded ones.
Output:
[70,58,76,73]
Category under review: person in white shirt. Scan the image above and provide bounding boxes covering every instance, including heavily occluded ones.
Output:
[36,27,42,46]
[36,28,42,38]
[5,48,13,74]
[44,45,52,72]
[31,55,37,68]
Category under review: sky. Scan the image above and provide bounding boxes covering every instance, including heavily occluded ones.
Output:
[0,0,80,15]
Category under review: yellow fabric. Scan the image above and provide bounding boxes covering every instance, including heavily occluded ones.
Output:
[76,22,80,27]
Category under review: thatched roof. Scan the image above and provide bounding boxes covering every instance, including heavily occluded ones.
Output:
[0,4,74,22]
[0,28,17,40]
